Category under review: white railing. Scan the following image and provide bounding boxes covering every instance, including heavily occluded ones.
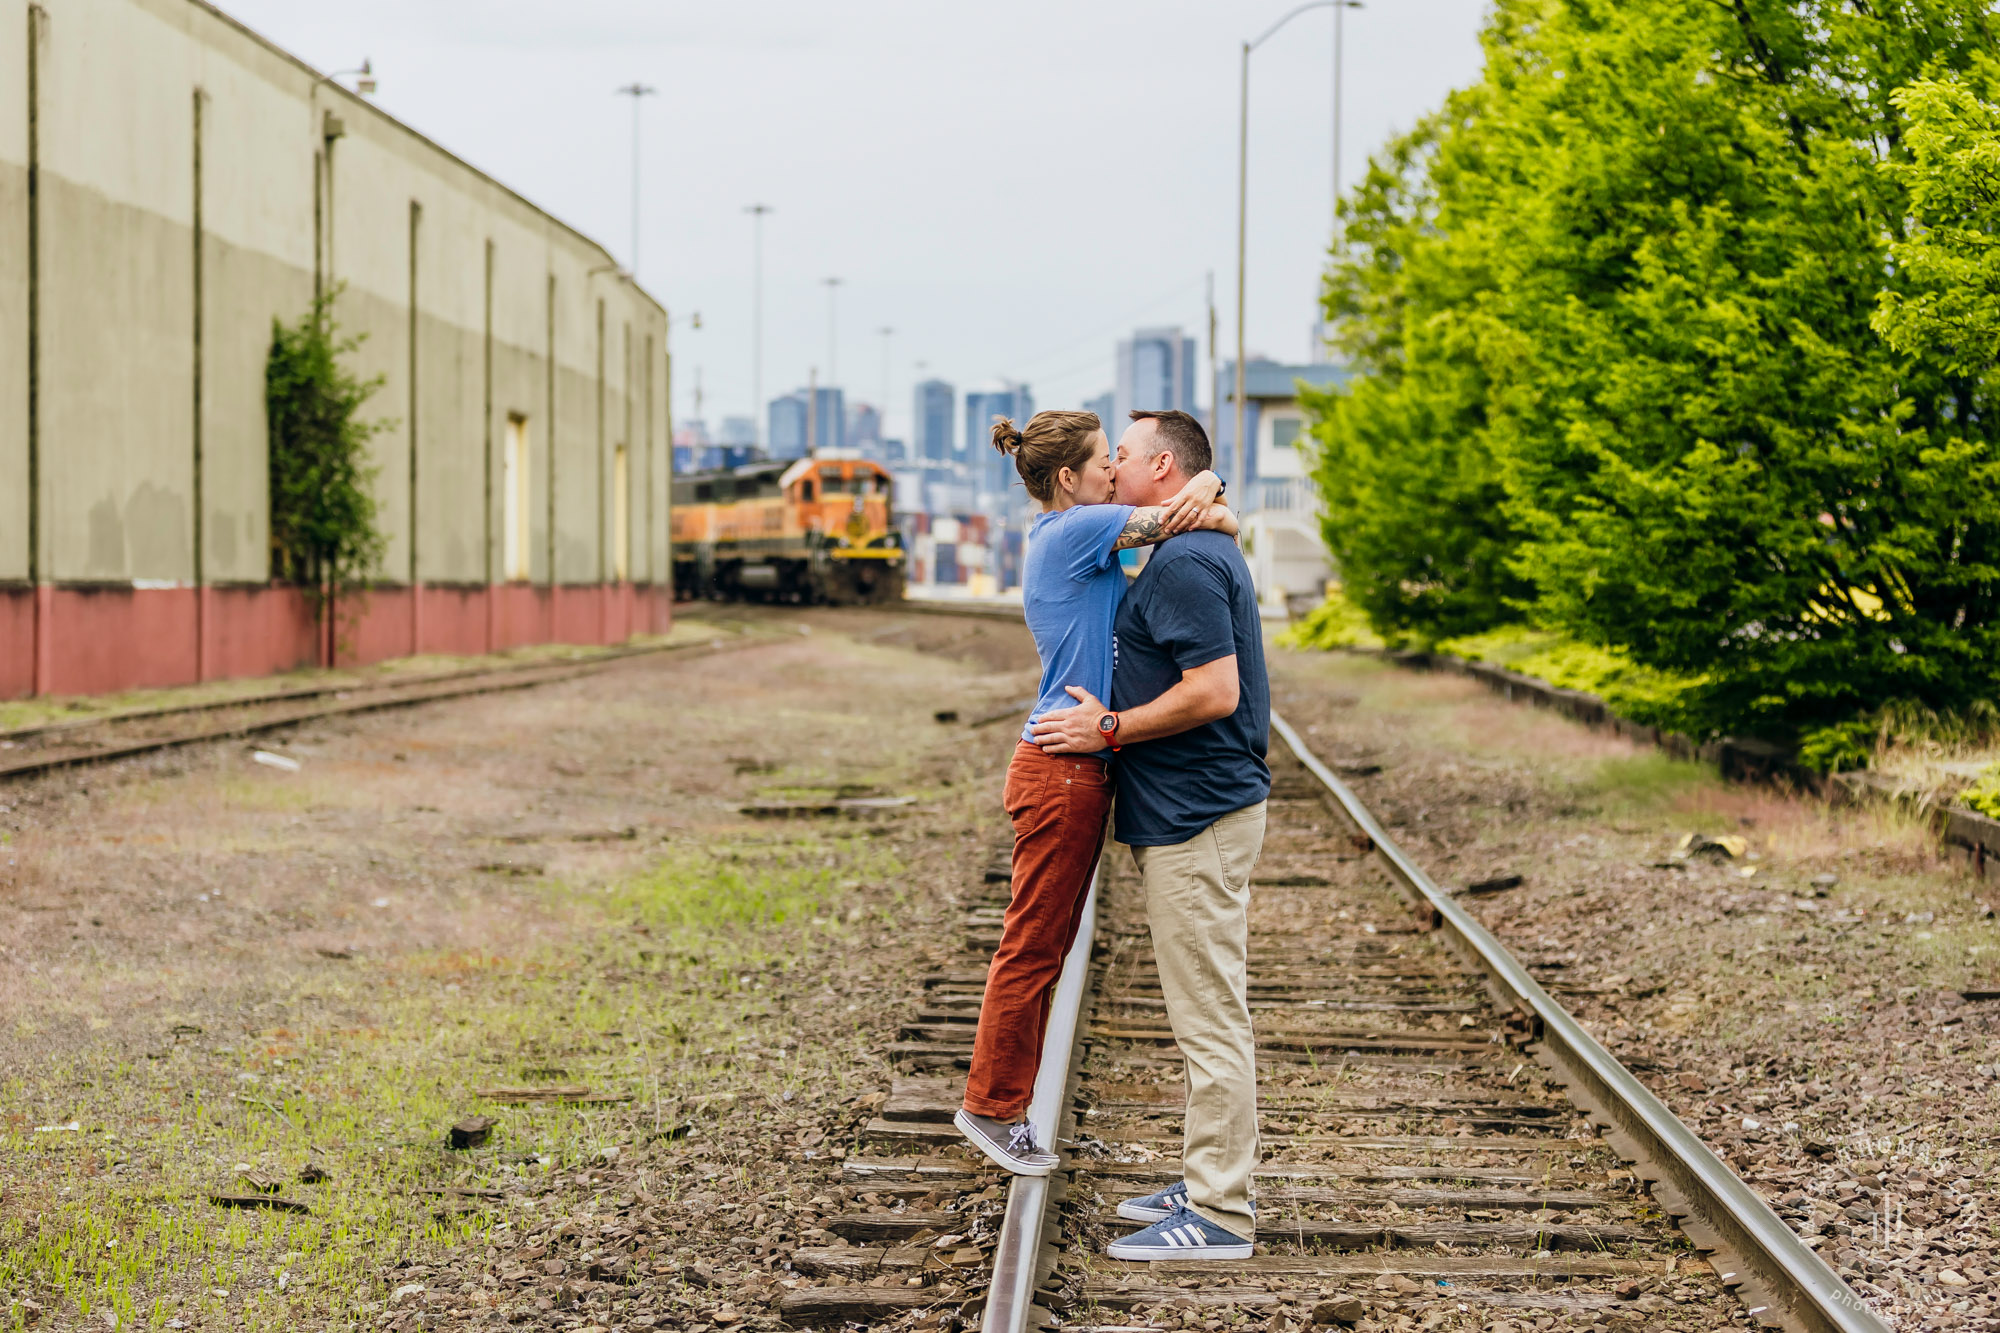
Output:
[1259,477,1309,513]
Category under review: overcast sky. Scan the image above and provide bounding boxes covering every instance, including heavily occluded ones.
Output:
[223,0,1491,442]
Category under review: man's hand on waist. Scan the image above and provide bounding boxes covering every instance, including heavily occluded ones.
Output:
[1030,686,1111,754]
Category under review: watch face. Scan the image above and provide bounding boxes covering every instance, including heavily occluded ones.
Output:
[1098,714,1118,734]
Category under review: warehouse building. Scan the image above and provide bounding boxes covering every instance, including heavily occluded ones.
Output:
[0,0,673,699]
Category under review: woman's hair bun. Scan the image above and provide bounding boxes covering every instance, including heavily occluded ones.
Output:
[990,416,1024,456]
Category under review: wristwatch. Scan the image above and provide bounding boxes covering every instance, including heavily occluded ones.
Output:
[1097,711,1121,752]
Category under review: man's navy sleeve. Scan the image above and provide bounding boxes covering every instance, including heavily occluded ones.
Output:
[1136,550,1237,671]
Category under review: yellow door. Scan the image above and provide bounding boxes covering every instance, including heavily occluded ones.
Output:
[504,414,530,580]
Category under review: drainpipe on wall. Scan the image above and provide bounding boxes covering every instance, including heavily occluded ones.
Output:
[192,87,208,682]
[27,5,49,696]
[408,199,422,657]
[482,237,495,655]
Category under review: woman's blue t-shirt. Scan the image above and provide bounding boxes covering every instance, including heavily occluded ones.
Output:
[1020,503,1134,745]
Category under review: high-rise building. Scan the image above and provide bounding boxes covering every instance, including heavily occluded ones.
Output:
[965,381,1036,497]
[847,401,882,450]
[913,379,955,463]
[768,392,808,461]
[1115,326,1198,428]
[768,386,846,461]
[1084,390,1115,434]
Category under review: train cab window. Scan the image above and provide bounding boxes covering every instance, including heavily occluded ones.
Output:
[695,482,715,503]
[821,474,852,495]
[801,479,816,502]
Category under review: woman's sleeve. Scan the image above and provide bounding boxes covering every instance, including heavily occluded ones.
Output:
[1064,505,1136,580]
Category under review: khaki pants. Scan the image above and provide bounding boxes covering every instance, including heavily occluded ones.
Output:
[1129,800,1266,1240]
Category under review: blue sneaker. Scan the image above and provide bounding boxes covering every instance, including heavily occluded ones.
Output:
[1117,1180,1188,1223]
[1118,1182,1257,1225]
[1105,1203,1253,1261]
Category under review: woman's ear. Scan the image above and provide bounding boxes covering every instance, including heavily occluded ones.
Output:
[1055,465,1075,497]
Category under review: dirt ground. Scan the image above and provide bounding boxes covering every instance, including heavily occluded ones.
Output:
[1272,647,2000,1333]
[11,608,1991,1333]
[0,607,1039,1333]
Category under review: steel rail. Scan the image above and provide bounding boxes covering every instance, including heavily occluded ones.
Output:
[1270,710,1886,1333]
[0,644,680,745]
[0,632,771,785]
[981,869,1100,1333]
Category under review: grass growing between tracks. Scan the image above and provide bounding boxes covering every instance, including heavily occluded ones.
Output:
[0,832,904,1331]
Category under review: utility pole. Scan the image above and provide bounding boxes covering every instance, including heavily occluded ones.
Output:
[1206,271,1219,450]
[744,203,773,447]
[616,83,656,277]
[807,367,818,459]
[1332,2,1362,234]
[1235,39,1251,513]
[877,326,894,444]
[823,277,843,386]
[1237,2,1363,506]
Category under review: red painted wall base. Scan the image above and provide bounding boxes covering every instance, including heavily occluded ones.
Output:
[0,582,672,701]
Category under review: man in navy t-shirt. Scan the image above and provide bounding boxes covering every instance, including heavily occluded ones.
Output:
[1031,409,1269,1262]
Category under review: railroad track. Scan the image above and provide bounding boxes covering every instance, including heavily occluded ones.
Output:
[0,630,767,785]
[785,708,1885,1333]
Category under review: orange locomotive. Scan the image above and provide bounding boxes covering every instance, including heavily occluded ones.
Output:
[671,454,906,604]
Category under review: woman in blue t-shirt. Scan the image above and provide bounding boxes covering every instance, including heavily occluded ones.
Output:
[953,408,1236,1175]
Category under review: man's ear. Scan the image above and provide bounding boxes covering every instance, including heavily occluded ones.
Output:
[1153,449,1176,480]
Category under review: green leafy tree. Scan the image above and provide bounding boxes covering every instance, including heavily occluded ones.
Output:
[266,289,390,643]
[1310,0,2000,743]
[1874,59,2000,375]
[1304,114,1536,644]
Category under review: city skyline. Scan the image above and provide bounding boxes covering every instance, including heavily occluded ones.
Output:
[220,0,1492,445]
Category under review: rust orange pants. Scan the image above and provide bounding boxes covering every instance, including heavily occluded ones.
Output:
[962,741,1112,1121]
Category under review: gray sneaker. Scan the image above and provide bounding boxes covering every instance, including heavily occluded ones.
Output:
[953,1109,1059,1176]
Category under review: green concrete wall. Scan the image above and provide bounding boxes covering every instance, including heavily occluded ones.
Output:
[8,0,670,593]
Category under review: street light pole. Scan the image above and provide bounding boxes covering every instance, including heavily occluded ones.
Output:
[616,83,656,277]
[1234,39,1252,515]
[744,203,773,447]
[1328,0,1360,230]
[1235,0,1362,513]
[878,326,895,446]
[823,277,843,386]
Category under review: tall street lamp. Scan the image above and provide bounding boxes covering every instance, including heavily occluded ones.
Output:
[1333,0,1361,231]
[1234,1,1362,510]
[744,203,773,446]
[616,83,657,278]
[823,276,844,386]
[877,326,895,444]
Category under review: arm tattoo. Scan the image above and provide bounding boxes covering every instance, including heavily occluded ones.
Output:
[1112,508,1167,551]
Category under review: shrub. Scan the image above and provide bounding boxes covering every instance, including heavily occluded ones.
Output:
[1276,588,1384,652]
[266,288,390,637]
[1434,625,1697,734]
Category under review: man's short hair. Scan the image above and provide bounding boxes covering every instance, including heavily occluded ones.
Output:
[1128,409,1213,475]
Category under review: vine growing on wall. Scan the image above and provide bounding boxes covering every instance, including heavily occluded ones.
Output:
[266,287,391,651]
